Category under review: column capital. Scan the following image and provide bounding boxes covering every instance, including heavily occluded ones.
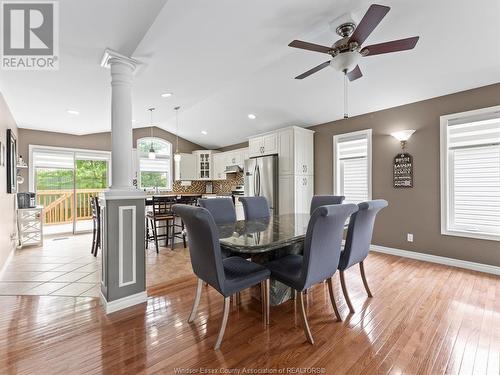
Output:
[100,48,141,72]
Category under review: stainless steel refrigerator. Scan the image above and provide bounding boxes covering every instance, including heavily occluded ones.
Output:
[244,155,279,214]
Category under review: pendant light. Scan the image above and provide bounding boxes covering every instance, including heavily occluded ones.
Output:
[148,108,156,160]
[173,106,182,162]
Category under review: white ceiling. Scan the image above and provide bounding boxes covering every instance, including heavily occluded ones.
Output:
[1,0,500,148]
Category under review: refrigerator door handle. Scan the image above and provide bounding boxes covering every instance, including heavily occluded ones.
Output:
[256,164,261,196]
[254,163,258,196]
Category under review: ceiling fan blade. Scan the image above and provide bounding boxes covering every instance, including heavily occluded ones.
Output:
[295,61,331,79]
[361,36,419,56]
[349,4,390,46]
[347,65,363,81]
[289,40,332,54]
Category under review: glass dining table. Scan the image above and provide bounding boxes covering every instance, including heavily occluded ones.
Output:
[216,213,311,305]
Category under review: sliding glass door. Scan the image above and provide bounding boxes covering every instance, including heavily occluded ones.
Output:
[74,153,110,233]
[31,147,111,235]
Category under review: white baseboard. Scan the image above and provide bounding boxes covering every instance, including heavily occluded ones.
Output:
[0,247,15,280]
[100,291,148,314]
[370,245,500,276]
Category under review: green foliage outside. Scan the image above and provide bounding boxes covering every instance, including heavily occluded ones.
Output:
[36,160,108,190]
[140,171,168,188]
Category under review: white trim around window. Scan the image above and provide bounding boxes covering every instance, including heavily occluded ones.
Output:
[28,144,112,192]
[333,129,372,203]
[440,105,500,242]
[136,137,173,191]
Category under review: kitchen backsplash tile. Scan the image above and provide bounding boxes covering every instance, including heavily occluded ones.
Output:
[213,172,244,193]
[171,172,244,194]
[172,180,206,194]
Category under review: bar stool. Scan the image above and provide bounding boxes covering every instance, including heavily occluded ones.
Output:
[145,196,186,253]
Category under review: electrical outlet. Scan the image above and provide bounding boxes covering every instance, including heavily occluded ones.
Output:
[407,233,414,242]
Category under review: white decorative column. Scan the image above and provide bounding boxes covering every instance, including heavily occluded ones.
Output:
[99,49,147,314]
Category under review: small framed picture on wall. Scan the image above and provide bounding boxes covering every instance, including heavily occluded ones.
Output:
[6,129,17,193]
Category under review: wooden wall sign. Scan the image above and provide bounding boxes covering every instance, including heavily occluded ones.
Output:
[393,153,413,188]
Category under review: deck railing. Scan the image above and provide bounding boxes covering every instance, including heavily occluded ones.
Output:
[36,189,105,225]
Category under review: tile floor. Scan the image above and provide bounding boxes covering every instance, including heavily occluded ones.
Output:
[0,233,194,297]
[0,234,100,297]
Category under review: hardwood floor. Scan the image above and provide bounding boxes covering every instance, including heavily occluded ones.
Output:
[0,252,498,374]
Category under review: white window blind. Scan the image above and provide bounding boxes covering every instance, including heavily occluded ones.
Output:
[333,130,372,203]
[441,107,500,241]
[139,158,170,172]
[32,150,74,169]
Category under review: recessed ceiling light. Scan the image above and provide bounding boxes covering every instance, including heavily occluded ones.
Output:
[161,92,173,98]
[247,113,256,120]
[67,110,79,115]
[201,130,208,135]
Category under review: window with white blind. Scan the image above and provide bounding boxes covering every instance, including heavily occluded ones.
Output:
[440,106,500,241]
[333,129,372,203]
[137,137,173,190]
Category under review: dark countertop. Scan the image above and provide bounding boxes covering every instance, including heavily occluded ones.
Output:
[217,213,311,253]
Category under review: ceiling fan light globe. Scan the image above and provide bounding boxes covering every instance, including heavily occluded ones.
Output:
[330,51,361,72]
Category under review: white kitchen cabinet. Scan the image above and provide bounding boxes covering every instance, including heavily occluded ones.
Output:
[226,151,242,166]
[242,148,249,164]
[295,175,314,214]
[276,126,314,214]
[212,153,226,180]
[225,147,248,167]
[278,174,313,214]
[193,150,218,180]
[278,129,294,175]
[294,128,314,176]
[248,132,278,157]
[175,153,197,181]
[279,175,294,215]
[249,138,262,158]
[279,127,314,176]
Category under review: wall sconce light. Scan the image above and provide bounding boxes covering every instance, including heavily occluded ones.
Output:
[391,130,415,151]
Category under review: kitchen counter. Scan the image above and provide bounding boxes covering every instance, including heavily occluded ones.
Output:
[145,192,232,197]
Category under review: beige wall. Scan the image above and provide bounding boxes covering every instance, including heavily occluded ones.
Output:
[310,83,500,267]
[17,126,203,192]
[0,94,18,270]
[217,141,248,152]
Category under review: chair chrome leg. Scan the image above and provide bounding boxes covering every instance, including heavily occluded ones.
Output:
[265,279,270,325]
[327,277,342,322]
[297,290,314,344]
[188,279,203,323]
[339,271,355,314]
[214,297,231,350]
[260,279,270,325]
[359,261,373,297]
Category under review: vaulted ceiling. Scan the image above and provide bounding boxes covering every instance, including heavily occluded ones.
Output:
[1,0,500,148]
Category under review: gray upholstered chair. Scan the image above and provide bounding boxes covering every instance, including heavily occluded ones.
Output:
[265,204,358,344]
[338,199,388,314]
[310,195,345,214]
[239,196,270,220]
[172,204,271,350]
[198,198,237,224]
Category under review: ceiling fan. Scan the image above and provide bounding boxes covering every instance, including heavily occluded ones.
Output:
[289,4,419,118]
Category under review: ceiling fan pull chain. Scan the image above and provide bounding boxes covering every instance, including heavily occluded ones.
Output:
[344,72,349,119]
